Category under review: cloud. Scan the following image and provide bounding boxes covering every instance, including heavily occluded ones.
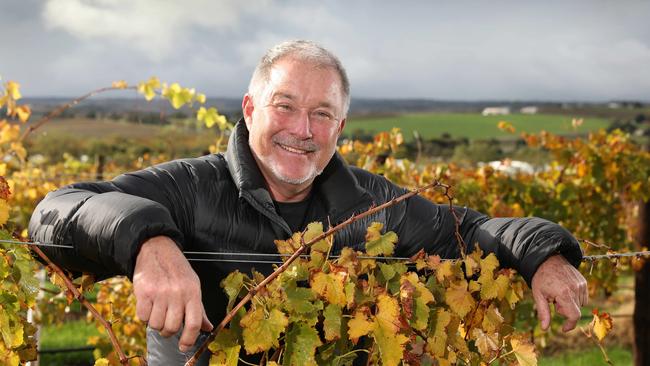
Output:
[42,0,249,60]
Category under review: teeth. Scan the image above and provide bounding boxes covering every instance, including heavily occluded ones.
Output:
[279,144,307,154]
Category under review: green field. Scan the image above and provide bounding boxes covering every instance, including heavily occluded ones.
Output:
[345,113,611,140]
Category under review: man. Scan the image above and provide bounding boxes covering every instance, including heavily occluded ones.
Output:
[30,40,587,364]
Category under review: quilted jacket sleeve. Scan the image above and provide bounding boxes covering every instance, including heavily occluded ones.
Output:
[28,159,201,278]
[373,175,583,286]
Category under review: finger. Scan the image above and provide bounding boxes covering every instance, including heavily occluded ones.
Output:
[533,290,551,331]
[148,300,167,332]
[555,296,581,332]
[179,300,204,352]
[159,300,184,338]
[135,297,153,323]
[201,310,214,332]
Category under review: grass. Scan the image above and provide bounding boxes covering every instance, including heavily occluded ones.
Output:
[345,112,611,140]
[39,319,99,366]
[539,345,633,366]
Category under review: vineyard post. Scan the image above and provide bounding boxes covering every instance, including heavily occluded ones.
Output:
[633,142,650,366]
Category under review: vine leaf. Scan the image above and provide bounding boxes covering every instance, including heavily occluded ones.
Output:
[208,328,240,366]
[347,307,374,344]
[283,322,322,366]
[323,304,343,341]
[510,335,537,366]
[426,308,451,357]
[239,307,288,354]
[221,271,245,312]
[444,279,475,318]
[310,270,347,306]
[364,222,397,256]
[373,325,409,366]
[591,309,613,341]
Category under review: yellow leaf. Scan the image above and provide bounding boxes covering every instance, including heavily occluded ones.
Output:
[375,294,402,333]
[274,232,302,256]
[10,142,26,160]
[310,270,347,306]
[592,310,613,341]
[94,358,110,366]
[481,303,504,333]
[478,272,509,300]
[445,280,475,318]
[497,121,515,133]
[0,123,20,144]
[347,308,374,343]
[240,307,288,354]
[0,312,23,348]
[511,336,537,366]
[5,81,21,100]
[137,77,160,101]
[435,260,455,282]
[479,253,499,275]
[111,80,128,89]
[15,105,31,123]
[0,199,9,226]
[471,328,499,357]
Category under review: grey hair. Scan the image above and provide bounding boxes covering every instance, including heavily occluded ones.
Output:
[247,40,351,117]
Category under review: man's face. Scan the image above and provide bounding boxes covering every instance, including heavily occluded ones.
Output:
[243,58,346,199]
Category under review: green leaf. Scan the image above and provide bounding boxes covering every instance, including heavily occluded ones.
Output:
[372,324,409,366]
[208,328,241,366]
[323,304,343,341]
[364,222,397,256]
[220,271,245,311]
[283,322,322,366]
[426,308,451,357]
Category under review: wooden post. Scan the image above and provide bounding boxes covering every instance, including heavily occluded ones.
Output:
[634,199,650,366]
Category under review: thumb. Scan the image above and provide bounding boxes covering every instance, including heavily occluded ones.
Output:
[201,311,214,332]
[533,290,551,331]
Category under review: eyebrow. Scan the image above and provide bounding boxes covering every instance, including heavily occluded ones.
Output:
[270,92,336,110]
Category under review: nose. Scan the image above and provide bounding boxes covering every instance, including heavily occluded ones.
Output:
[290,108,313,139]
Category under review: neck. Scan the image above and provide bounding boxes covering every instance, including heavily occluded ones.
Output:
[265,178,313,202]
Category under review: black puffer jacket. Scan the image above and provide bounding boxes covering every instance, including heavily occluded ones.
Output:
[29,121,582,324]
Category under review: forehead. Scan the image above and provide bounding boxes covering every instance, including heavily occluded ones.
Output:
[263,58,344,108]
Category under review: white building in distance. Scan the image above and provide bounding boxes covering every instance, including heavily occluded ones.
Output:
[520,106,538,114]
[482,107,511,116]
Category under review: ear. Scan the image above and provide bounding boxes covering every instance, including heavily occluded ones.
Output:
[337,118,346,136]
[242,93,254,129]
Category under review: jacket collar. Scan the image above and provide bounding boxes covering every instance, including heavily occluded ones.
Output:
[225,120,374,222]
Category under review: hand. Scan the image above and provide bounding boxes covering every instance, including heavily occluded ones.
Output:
[531,254,588,332]
[133,236,213,352]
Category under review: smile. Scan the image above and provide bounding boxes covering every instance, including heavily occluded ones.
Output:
[276,143,313,155]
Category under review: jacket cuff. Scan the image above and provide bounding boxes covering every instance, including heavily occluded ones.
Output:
[518,229,583,287]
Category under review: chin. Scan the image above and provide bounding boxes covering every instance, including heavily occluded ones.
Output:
[272,165,321,186]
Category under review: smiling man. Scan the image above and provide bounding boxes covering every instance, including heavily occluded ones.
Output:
[29,40,587,365]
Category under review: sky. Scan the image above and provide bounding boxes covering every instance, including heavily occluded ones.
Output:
[1,0,649,101]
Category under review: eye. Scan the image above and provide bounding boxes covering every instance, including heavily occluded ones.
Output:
[275,103,293,112]
[313,110,334,121]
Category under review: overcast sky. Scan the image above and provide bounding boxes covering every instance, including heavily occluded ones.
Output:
[2,0,649,101]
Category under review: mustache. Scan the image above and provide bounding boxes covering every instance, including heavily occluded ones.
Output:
[272,135,319,152]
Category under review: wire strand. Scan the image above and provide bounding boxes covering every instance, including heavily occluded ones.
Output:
[3,239,650,263]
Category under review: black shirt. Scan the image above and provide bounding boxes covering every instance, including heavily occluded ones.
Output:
[274,194,314,233]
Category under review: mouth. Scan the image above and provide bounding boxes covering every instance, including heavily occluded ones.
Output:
[276,143,312,155]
